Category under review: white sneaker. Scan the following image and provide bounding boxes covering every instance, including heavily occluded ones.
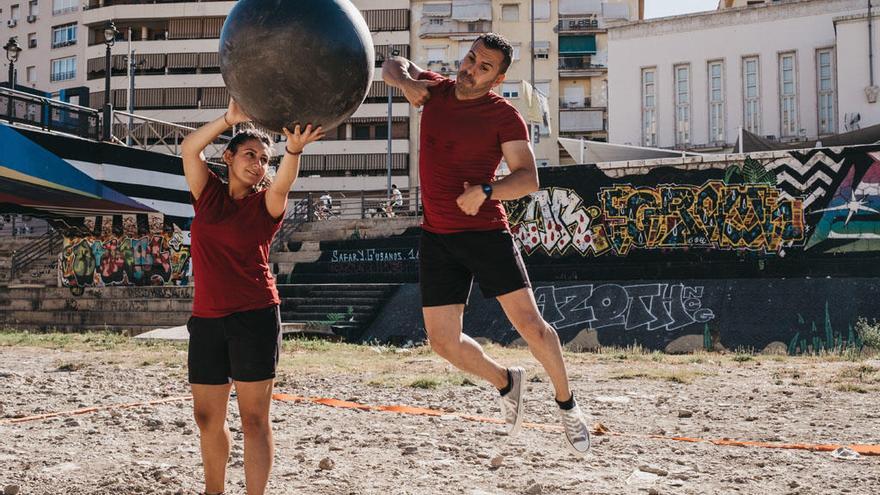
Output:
[559,400,591,455]
[498,367,526,436]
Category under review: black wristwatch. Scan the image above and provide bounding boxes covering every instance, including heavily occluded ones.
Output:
[481,183,493,200]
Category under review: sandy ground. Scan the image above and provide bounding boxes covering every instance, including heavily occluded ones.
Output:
[0,334,879,495]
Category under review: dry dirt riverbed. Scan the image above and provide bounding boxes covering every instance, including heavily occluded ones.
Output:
[0,332,878,495]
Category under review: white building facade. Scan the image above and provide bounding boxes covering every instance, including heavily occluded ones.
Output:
[607,0,871,150]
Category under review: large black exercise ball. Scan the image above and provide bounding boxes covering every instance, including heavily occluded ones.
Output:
[219,0,374,132]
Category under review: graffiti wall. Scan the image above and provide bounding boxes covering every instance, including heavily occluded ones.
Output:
[362,145,880,351]
[58,213,191,289]
[504,147,880,280]
[364,278,879,353]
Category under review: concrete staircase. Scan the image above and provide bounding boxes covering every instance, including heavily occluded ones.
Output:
[277,283,401,341]
[0,235,61,286]
[283,217,420,244]
[0,286,193,333]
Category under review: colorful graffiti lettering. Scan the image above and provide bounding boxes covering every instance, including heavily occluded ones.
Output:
[507,180,805,256]
[60,227,190,288]
[601,181,805,255]
[507,188,611,256]
[533,283,715,332]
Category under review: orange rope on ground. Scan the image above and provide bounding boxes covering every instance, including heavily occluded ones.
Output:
[4,392,879,456]
[0,396,192,425]
[271,393,880,456]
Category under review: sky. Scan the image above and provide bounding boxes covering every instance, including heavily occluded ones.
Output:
[644,0,720,19]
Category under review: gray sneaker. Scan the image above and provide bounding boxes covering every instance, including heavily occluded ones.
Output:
[499,367,526,436]
[559,401,591,455]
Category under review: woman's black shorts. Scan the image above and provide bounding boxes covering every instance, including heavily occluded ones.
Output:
[186,304,282,385]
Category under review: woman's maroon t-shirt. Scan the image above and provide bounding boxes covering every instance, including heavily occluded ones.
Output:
[417,71,529,234]
[189,172,282,318]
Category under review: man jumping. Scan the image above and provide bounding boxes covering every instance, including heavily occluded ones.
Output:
[382,33,590,455]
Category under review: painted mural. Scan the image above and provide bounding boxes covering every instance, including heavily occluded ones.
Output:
[57,213,191,289]
[505,147,880,261]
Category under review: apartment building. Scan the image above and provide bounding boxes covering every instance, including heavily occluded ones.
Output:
[555,0,640,162]
[1,0,82,94]
[2,0,415,194]
[409,0,640,166]
[607,0,869,150]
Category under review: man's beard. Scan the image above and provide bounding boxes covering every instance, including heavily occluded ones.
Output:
[456,71,488,96]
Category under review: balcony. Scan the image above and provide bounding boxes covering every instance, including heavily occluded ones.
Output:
[86,0,228,8]
[426,60,459,76]
[560,108,604,133]
[555,17,602,34]
[419,18,491,38]
[51,39,77,49]
[559,97,598,110]
[558,55,605,77]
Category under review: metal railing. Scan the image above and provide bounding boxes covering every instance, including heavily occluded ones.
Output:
[293,188,422,223]
[0,86,101,140]
[86,0,228,8]
[559,97,593,109]
[558,55,605,71]
[10,227,64,280]
[555,17,601,33]
[109,110,229,159]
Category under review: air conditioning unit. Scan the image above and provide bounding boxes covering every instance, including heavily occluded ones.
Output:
[7,19,18,28]
[26,15,36,23]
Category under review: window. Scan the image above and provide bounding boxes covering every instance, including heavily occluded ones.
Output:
[674,64,690,146]
[779,52,798,137]
[425,46,446,64]
[52,0,77,15]
[352,124,371,140]
[501,81,519,98]
[530,0,550,20]
[374,124,388,139]
[816,49,835,135]
[501,4,519,22]
[708,60,725,144]
[642,68,657,146]
[51,22,76,48]
[27,32,36,48]
[28,0,37,17]
[26,65,35,83]
[50,55,75,81]
[429,17,444,25]
[511,43,520,61]
[532,41,550,60]
[742,56,760,134]
[707,61,725,143]
[11,5,20,20]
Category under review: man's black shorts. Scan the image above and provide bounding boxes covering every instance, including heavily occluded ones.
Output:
[186,305,282,385]
[419,229,531,307]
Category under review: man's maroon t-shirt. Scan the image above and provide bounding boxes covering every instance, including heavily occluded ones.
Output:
[190,172,282,318]
[417,71,529,234]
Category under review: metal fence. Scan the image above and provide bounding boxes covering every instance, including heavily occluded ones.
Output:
[110,109,229,160]
[292,188,422,222]
[0,86,101,140]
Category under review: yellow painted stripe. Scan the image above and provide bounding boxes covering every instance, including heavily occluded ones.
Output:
[0,165,100,199]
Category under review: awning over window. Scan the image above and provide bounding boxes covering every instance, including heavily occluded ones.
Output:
[560,0,601,15]
[423,2,452,16]
[451,0,491,22]
[559,35,596,55]
[531,41,551,54]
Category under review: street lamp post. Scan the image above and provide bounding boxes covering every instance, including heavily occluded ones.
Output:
[4,37,22,123]
[387,49,400,201]
[102,21,118,141]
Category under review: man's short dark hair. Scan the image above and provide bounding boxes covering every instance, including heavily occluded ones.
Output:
[475,33,513,74]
